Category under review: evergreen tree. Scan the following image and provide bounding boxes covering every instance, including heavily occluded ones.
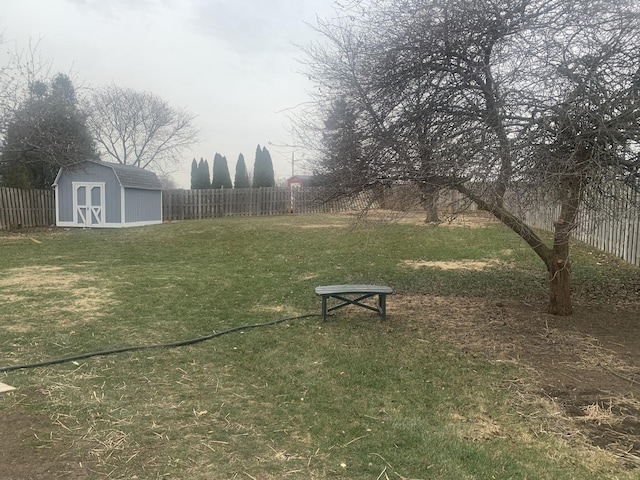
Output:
[204,159,211,188]
[0,73,97,188]
[212,153,232,189]
[261,146,275,187]
[252,145,263,187]
[222,156,233,188]
[196,157,210,188]
[252,144,276,188]
[211,153,221,188]
[316,96,362,187]
[234,153,251,188]
[190,158,198,189]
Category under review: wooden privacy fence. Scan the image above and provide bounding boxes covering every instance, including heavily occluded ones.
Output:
[517,183,640,267]
[162,187,372,221]
[376,183,639,266]
[375,184,476,213]
[0,186,371,229]
[163,188,287,220]
[4,183,637,266]
[0,187,55,230]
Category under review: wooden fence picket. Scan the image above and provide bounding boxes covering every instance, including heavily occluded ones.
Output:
[159,187,366,219]
[518,183,640,267]
[0,187,56,230]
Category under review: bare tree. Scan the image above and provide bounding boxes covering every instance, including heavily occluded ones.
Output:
[86,84,199,172]
[302,0,640,315]
[156,172,178,190]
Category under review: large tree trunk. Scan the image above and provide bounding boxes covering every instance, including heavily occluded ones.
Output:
[546,177,582,316]
[455,180,582,316]
[420,187,440,223]
[546,244,572,316]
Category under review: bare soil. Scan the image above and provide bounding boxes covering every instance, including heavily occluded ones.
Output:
[0,404,93,479]
[403,259,500,270]
[394,295,640,468]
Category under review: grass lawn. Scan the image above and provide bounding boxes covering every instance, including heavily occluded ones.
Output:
[1,212,639,479]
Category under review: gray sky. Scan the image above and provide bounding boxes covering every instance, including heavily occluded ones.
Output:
[0,0,336,187]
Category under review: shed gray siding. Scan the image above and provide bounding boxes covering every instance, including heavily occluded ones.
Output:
[124,188,162,223]
[54,161,162,228]
[56,163,122,224]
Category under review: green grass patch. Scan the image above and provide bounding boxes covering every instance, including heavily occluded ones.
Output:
[1,214,638,479]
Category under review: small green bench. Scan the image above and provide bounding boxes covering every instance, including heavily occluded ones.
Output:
[315,284,393,321]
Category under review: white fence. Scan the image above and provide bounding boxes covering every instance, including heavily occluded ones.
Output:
[518,183,640,267]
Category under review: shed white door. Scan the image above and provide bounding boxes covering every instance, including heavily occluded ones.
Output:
[73,183,105,227]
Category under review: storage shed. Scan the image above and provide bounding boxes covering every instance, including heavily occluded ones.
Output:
[53,160,163,228]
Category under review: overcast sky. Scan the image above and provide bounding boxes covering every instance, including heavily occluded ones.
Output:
[0,0,337,187]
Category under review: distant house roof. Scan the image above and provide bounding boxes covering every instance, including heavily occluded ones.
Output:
[89,160,162,190]
[288,175,313,184]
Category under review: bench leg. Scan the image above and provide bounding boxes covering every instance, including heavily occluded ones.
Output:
[378,294,387,321]
[321,295,328,322]
[321,292,388,321]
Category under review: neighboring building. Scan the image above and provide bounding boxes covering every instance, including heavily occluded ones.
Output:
[287,175,312,189]
[53,160,163,228]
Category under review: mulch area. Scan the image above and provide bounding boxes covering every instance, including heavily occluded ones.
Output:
[0,403,93,479]
[393,294,640,468]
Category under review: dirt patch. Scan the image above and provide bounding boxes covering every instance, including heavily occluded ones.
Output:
[298,223,348,229]
[297,273,319,281]
[0,265,115,332]
[0,266,79,289]
[402,259,501,270]
[0,402,93,479]
[392,295,640,467]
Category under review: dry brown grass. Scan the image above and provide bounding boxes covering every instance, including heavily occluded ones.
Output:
[0,265,116,332]
[402,259,503,270]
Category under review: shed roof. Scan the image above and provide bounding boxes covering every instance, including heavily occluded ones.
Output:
[89,160,162,190]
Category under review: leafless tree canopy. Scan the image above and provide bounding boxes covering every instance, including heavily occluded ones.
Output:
[304,0,640,190]
[86,84,199,172]
[301,0,640,315]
